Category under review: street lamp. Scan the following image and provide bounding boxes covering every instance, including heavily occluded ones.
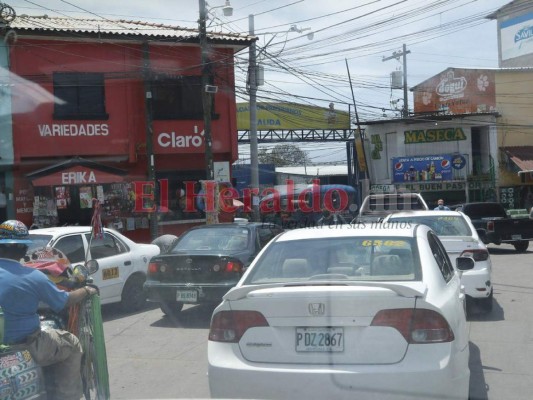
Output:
[248,16,313,221]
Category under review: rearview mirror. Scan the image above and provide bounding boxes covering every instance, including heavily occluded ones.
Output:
[85,259,99,275]
[456,256,474,271]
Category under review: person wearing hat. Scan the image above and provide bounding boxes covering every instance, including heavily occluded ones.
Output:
[434,199,451,211]
[0,220,97,400]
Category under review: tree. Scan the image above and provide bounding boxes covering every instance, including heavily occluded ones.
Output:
[258,144,310,167]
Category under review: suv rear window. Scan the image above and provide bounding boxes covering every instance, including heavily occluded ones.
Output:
[368,195,426,211]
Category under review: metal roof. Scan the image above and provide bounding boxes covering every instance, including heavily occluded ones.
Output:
[8,14,255,44]
[276,165,349,176]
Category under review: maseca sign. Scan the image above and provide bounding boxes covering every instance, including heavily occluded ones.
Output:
[404,127,467,144]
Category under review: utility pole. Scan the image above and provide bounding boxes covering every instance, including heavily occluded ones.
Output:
[199,0,214,181]
[383,43,411,118]
[249,14,260,222]
[142,41,158,240]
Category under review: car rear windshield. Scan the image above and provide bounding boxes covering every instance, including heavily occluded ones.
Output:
[171,227,250,252]
[367,195,426,212]
[26,234,53,254]
[245,236,420,284]
[388,215,472,236]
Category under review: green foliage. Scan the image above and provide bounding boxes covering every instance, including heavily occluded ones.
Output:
[258,144,310,167]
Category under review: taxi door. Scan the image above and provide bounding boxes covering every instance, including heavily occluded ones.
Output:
[82,232,134,304]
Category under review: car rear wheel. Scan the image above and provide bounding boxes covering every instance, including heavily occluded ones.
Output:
[513,240,529,253]
[477,289,493,313]
[121,275,147,312]
[160,300,184,316]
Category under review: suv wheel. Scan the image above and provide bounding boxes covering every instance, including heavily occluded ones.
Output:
[513,240,529,253]
[160,300,184,316]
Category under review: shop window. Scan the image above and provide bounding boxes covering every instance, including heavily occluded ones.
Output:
[151,75,216,120]
[53,72,109,120]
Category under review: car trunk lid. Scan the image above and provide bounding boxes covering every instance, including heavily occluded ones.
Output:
[149,252,243,283]
[229,284,422,365]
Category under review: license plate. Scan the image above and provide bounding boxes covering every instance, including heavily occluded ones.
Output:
[512,234,522,240]
[295,327,344,352]
[176,290,197,302]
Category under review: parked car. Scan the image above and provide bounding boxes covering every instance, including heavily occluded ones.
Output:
[208,224,473,400]
[456,202,533,252]
[27,226,160,311]
[353,192,429,223]
[383,210,493,312]
[144,222,284,315]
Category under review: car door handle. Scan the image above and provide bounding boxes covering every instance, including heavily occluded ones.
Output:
[124,260,132,266]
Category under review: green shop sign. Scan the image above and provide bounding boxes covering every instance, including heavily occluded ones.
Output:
[404,127,467,144]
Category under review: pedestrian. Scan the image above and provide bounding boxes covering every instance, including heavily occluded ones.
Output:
[0,219,98,400]
[434,199,450,211]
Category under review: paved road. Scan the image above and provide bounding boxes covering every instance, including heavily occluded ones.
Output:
[102,243,533,399]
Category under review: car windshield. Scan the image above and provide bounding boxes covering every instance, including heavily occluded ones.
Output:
[244,236,420,284]
[25,234,53,254]
[170,227,250,252]
[388,215,472,236]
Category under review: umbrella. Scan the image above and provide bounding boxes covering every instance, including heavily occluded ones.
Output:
[233,199,244,208]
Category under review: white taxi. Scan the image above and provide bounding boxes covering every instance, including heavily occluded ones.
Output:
[383,210,493,312]
[208,224,473,400]
[27,226,160,311]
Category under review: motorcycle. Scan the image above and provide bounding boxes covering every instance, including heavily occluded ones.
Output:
[0,247,109,400]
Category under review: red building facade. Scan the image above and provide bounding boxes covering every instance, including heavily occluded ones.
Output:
[7,16,252,241]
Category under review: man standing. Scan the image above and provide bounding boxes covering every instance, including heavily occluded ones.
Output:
[0,219,98,400]
[434,199,451,211]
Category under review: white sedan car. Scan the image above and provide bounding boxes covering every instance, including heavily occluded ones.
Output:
[383,210,493,312]
[27,227,160,311]
[208,225,473,400]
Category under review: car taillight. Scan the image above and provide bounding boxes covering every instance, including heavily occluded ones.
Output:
[487,221,494,232]
[209,310,269,343]
[225,261,243,273]
[148,262,159,274]
[371,308,454,344]
[460,249,489,261]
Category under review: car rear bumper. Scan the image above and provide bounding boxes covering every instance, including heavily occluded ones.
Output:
[208,341,470,400]
[461,265,491,299]
[143,281,234,304]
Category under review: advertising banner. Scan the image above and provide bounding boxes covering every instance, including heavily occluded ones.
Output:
[392,154,453,183]
[501,12,533,61]
[413,68,496,114]
[236,102,350,130]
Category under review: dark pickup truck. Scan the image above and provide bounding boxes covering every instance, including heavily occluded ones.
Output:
[456,202,533,252]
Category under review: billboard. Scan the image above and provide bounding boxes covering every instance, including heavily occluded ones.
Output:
[413,69,496,114]
[237,102,350,130]
[392,155,453,183]
[501,12,533,61]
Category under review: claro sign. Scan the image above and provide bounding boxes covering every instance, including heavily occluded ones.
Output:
[156,127,205,151]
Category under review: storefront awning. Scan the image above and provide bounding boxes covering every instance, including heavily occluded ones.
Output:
[501,146,533,175]
[27,157,128,186]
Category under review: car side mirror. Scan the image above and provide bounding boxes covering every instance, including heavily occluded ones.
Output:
[85,259,99,275]
[456,256,474,271]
